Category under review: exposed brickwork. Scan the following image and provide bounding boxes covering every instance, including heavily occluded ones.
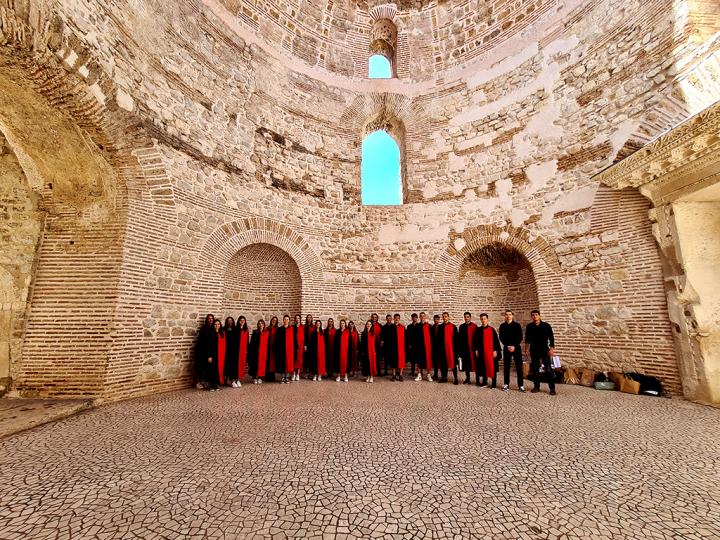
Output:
[2,0,719,402]
[223,243,302,323]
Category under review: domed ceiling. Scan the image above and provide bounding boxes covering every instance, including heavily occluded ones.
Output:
[215,0,562,79]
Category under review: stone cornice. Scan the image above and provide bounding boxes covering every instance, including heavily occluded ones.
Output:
[594,100,720,204]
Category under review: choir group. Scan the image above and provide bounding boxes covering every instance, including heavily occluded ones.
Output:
[195,309,559,395]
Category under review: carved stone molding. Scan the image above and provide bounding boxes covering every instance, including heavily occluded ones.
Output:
[594,100,720,205]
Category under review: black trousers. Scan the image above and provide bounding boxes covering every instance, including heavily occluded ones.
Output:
[205,359,220,389]
[503,346,524,387]
[440,362,459,382]
[530,349,555,391]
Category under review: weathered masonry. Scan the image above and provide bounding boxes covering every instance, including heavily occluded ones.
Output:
[1,0,719,403]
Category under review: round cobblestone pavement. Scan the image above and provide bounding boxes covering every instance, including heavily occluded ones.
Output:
[1,380,719,540]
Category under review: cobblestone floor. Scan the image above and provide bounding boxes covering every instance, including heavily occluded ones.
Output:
[1,379,719,540]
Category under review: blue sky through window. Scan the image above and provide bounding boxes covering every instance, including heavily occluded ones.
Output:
[361,130,401,205]
[369,54,392,78]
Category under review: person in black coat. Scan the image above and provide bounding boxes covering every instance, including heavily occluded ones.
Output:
[195,313,215,389]
[499,310,524,392]
[524,309,557,395]
[380,314,394,377]
[223,317,239,386]
[438,312,460,385]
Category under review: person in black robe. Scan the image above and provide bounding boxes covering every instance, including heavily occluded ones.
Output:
[303,314,315,378]
[525,309,557,395]
[458,312,478,385]
[308,320,327,381]
[249,319,270,385]
[438,312,460,385]
[274,315,295,384]
[413,312,434,382]
[380,314,394,377]
[223,317,239,386]
[499,310,524,392]
[406,313,420,378]
[431,314,443,381]
[266,316,279,382]
[195,314,215,389]
[359,320,378,383]
[473,313,502,388]
[207,320,224,391]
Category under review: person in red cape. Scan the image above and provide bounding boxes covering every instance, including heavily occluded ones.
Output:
[303,314,315,378]
[223,316,238,387]
[406,313,420,379]
[360,320,378,383]
[431,314,442,381]
[474,313,502,388]
[325,318,337,379]
[309,319,326,381]
[209,319,225,391]
[348,321,360,377]
[267,316,279,382]
[439,312,460,385]
[459,312,478,385]
[274,315,295,384]
[293,315,305,381]
[335,319,351,382]
[250,319,270,385]
[233,316,250,387]
[413,312,434,382]
[391,313,406,381]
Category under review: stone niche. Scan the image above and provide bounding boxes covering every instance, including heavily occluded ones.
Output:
[222,243,303,324]
[456,242,539,327]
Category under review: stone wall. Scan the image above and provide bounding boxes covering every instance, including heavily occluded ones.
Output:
[3,0,719,401]
[223,243,303,324]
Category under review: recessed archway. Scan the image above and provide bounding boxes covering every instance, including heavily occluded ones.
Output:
[456,242,539,327]
[222,243,302,324]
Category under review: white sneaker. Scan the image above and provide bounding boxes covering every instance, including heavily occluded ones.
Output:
[502,384,509,391]
[414,374,422,382]
[369,377,374,383]
[258,379,263,385]
[294,374,298,381]
[519,386,525,393]
[313,375,317,381]
[344,375,349,383]
[336,376,341,382]
[318,376,322,381]
[427,374,433,382]
[236,381,242,388]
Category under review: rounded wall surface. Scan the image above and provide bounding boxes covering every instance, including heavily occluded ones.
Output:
[222,243,302,324]
[457,243,539,328]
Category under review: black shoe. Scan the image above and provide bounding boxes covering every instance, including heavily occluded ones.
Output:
[463,380,470,385]
[531,388,540,393]
[453,379,459,385]
[440,378,447,383]
[398,375,404,382]
[550,390,557,396]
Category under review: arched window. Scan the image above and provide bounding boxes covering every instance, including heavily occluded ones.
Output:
[369,54,392,79]
[369,18,397,79]
[361,130,402,205]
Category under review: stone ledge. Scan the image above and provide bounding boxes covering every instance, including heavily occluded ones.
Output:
[0,398,93,439]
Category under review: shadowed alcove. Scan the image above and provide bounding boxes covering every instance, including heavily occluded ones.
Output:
[223,243,302,323]
[457,242,539,326]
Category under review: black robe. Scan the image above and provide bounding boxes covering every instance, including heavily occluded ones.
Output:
[274,325,295,374]
[406,323,422,365]
[223,326,240,381]
[249,329,270,378]
[430,323,444,371]
[194,324,214,382]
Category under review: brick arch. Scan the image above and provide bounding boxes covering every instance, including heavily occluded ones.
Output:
[199,218,323,281]
[435,225,561,318]
[440,224,560,278]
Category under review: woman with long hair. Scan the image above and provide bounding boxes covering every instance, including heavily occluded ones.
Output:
[309,319,326,381]
[224,316,238,386]
[360,320,377,383]
[195,313,215,389]
[348,320,360,378]
[208,319,225,391]
[250,319,270,385]
[335,319,350,383]
[325,318,336,379]
[234,316,250,387]
[267,316,279,382]
[293,315,305,382]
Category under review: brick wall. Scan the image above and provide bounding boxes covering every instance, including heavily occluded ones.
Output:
[222,243,302,324]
